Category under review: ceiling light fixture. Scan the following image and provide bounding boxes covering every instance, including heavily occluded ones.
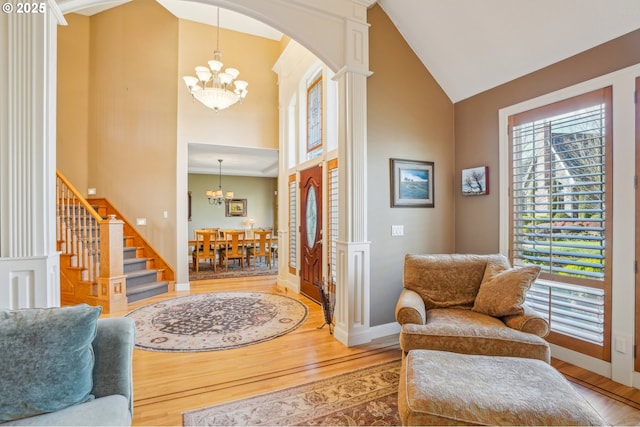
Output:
[207,159,234,206]
[183,7,248,112]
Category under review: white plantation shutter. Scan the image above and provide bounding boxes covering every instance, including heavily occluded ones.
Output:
[508,87,612,359]
[288,175,297,273]
[327,159,338,285]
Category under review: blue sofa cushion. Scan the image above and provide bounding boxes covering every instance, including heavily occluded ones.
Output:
[3,395,131,426]
[0,304,102,422]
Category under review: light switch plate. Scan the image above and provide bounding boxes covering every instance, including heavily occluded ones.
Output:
[391,225,404,236]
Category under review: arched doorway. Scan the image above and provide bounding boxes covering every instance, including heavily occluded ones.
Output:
[4,0,373,346]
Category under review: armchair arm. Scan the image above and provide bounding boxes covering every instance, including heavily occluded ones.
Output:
[395,288,426,325]
[91,317,136,416]
[502,304,550,338]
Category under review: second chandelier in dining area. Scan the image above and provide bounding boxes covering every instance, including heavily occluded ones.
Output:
[207,159,234,206]
[183,7,248,112]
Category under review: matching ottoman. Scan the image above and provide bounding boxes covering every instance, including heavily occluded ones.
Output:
[399,350,606,426]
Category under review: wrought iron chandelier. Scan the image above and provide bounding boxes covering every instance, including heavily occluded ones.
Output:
[207,159,234,206]
[183,7,248,112]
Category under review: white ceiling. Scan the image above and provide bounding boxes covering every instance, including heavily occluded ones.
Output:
[378,0,640,103]
[71,0,640,176]
[155,0,283,41]
[188,144,279,178]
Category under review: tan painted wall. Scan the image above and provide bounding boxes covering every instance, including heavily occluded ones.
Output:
[87,0,179,266]
[454,29,640,254]
[367,5,455,326]
[177,19,279,149]
[57,13,90,191]
[57,1,281,276]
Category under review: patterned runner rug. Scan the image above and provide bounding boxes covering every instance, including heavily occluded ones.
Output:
[182,360,402,426]
[126,292,308,352]
[181,360,622,426]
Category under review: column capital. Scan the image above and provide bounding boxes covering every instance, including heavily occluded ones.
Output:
[343,17,371,73]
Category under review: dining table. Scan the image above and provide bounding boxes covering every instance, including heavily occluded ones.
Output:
[191,228,256,268]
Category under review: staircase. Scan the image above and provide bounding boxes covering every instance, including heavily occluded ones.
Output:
[89,198,175,305]
[122,241,169,303]
[56,170,174,313]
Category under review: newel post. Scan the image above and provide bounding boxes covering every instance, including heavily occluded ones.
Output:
[97,215,128,313]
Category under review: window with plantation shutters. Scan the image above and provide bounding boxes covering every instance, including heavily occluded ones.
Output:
[288,174,297,275]
[327,159,338,286]
[508,87,612,360]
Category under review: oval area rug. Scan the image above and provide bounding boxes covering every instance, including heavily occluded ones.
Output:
[126,292,309,352]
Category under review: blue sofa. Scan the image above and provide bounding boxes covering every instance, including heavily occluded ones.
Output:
[0,306,135,426]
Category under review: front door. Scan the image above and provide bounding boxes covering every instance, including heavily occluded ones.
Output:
[299,165,323,303]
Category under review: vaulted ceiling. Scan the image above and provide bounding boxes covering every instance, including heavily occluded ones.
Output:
[72,0,640,175]
[378,0,640,103]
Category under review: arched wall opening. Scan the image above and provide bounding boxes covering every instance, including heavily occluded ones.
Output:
[53,0,373,346]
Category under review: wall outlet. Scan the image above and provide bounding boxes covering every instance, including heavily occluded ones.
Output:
[163,210,168,219]
[87,188,96,195]
[136,218,147,226]
[391,225,404,236]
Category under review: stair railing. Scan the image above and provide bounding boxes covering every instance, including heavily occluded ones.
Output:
[56,170,128,313]
[56,171,102,283]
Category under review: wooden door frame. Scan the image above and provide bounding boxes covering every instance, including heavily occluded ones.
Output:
[299,164,323,303]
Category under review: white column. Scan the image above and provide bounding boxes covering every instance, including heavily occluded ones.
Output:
[0,2,66,308]
[333,8,372,346]
[276,102,297,292]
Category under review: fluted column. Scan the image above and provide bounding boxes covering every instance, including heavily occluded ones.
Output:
[333,5,373,346]
[0,2,66,308]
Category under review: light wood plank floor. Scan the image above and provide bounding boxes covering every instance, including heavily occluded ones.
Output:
[106,276,640,426]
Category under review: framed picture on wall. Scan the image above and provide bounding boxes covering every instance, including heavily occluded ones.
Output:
[390,158,434,208]
[225,198,247,217]
[461,166,489,196]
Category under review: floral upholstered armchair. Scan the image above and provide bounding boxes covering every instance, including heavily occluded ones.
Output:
[395,253,551,362]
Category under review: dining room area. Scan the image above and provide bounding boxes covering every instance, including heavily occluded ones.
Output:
[187,161,279,281]
[189,227,279,280]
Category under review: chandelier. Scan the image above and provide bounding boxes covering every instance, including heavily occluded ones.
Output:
[207,159,234,206]
[183,7,248,112]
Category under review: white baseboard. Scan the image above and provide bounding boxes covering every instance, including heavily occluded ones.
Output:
[369,321,401,340]
[175,282,190,292]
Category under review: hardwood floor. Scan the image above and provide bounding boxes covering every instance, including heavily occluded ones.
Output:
[107,276,640,426]
[554,359,640,425]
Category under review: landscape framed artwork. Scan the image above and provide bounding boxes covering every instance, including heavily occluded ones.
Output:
[390,158,434,208]
[225,198,247,217]
[461,166,489,196]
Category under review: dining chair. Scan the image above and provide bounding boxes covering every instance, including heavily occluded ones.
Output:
[246,229,273,269]
[193,229,218,272]
[220,230,246,271]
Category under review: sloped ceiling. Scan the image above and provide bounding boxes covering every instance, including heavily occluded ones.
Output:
[378,0,640,102]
